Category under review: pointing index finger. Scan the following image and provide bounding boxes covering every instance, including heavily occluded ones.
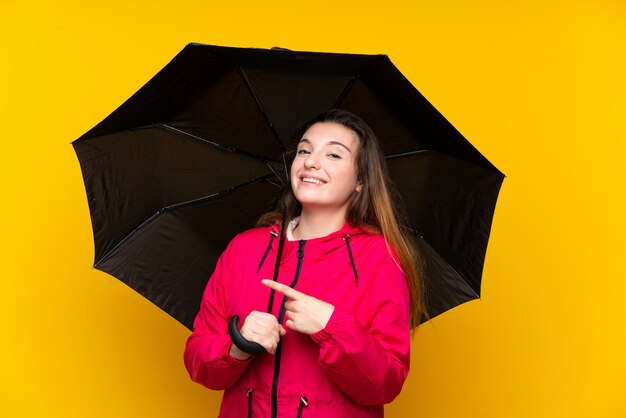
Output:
[262,279,301,299]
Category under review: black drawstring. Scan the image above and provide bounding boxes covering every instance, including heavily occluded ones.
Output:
[297,397,308,418]
[343,234,358,286]
[267,218,287,314]
[247,388,253,418]
[262,230,359,287]
[257,231,278,273]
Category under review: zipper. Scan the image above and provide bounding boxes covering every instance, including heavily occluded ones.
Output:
[297,397,309,418]
[247,388,253,418]
[271,240,306,418]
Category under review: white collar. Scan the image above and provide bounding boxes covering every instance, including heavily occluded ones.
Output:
[285,216,300,241]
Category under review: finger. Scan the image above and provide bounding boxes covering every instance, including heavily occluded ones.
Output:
[248,325,277,339]
[247,327,280,354]
[242,312,281,340]
[249,311,280,328]
[252,316,278,332]
[249,310,278,322]
[254,338,277,355]
[261,279,303,300]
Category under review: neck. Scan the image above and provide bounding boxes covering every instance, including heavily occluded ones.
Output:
[293,207,347,240]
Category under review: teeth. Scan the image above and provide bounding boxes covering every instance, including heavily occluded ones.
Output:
[302,177,325,185]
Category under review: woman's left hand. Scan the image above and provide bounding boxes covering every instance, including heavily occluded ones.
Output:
[262,279,334,335]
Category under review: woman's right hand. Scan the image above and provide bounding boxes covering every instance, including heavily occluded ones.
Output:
[229,311,286,359]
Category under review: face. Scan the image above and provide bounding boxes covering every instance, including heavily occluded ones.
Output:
[290,122,361,215]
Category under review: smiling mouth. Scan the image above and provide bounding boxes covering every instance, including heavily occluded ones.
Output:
[301,177,326,185]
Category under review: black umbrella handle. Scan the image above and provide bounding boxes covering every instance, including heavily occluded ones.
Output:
[228,315,266,355]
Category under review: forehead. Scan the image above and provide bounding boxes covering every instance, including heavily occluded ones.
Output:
[300,122,359,148]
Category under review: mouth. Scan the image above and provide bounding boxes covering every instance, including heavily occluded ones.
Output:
[300,176,327,185]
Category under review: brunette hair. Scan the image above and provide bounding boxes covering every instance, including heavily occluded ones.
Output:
[259,109,425,328]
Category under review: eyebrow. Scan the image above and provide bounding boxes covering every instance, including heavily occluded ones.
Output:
[298,138,352,153]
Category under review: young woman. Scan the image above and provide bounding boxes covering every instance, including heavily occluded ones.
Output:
[184,109,424,417]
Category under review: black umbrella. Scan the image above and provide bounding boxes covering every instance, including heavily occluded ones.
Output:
[73,43,504,330]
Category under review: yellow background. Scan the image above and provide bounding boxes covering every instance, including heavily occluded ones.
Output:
[1,0,625,417]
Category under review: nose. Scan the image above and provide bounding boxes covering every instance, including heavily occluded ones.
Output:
[303,152,320,169]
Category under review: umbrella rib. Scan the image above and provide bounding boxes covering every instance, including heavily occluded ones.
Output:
[94,211,162,268]
[402,223,425,240]
[158,124,279,164]
[384,149,432,160]
[164,173,280,211]
[158,124,283,182]
[386,148,505,177]
[236,66,286,151]
[331,75,358,109]
[333,55,388,109]
[404,224,480,298]
[265,160,285,186]
[94,173,281,268]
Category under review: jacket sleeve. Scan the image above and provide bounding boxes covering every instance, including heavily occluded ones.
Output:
[183,240,251,390]
[310,259,411,405]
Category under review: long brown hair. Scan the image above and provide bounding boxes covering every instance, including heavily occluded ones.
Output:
[259,109,425,328]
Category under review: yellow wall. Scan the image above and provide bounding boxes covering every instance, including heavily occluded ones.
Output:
[1,1,624,417]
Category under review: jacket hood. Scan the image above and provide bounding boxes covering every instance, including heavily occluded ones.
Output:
[261,221,370,284]
[268,221,367,252]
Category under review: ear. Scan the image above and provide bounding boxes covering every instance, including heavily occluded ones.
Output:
[355,182,363,192]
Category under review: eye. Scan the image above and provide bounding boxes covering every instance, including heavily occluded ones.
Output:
[328,153,341,159]
[297,148,310,155]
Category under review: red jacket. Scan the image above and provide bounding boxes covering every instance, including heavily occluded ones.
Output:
[184,223,411,417]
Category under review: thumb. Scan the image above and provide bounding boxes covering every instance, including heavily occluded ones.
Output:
[279,325,287,336]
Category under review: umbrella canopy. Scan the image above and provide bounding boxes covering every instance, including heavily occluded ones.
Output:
[73,43,504,329]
